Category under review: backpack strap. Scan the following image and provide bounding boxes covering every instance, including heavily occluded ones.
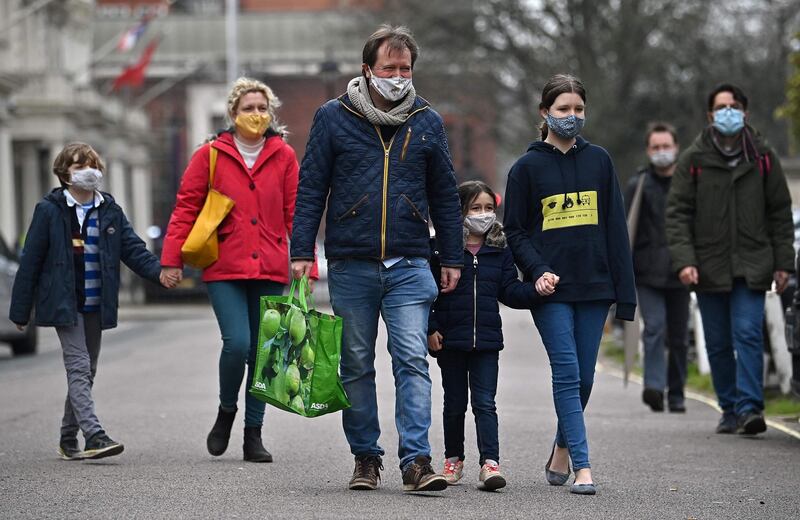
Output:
[758,152,771,178]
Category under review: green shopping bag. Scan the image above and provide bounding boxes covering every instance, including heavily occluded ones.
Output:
[249,276,350,417]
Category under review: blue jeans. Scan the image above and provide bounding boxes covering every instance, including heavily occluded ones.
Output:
[207,280,284,427]
[328,257,439,470]
[695,279,765,416]
[436,349,499,465]
[637,286,690,406]
[533,301,610,470]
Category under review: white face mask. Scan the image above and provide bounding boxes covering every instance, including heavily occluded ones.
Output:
[70,167,103,191]
[464,212,497,235]
[649,149,677,168]
[368,68,413,102]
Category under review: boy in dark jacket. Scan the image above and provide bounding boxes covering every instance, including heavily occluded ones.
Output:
[9,142,173,460]
[428,181,539,490]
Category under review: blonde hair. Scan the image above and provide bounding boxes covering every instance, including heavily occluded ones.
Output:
[226,77,287,136]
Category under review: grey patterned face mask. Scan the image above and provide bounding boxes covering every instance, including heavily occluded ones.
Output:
[650,150,677,168]
[368,68,413,102]
[464,212,497,235]
[70,167,103,191]
[546,113,584,139]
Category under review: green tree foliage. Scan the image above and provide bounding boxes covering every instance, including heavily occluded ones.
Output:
[780,33,800,151]
[359,0,799,181]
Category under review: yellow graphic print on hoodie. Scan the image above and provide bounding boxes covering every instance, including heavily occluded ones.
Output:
[540,191,598,231]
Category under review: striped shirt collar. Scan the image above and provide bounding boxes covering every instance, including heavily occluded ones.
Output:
[64,189,105,208]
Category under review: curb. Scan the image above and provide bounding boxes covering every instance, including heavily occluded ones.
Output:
[596,361,800,441]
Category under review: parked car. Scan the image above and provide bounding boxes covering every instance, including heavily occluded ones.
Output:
[0,234,37,356]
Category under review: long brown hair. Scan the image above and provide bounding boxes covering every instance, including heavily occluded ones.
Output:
[458,180,496,216]
[538,74,586,139]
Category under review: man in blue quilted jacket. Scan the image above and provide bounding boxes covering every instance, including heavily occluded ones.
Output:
[291,25,463,493]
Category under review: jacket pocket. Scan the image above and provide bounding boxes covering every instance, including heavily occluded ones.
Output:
[335,194,370,223]
[400,194,428,225]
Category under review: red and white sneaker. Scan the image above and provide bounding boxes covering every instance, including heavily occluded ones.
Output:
[479,460,506,490]
[443,457,464,485]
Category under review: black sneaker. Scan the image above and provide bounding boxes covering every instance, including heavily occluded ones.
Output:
[642,388,664,412]
[668,402,686,413]
[83,432,124,460]
[715,412,738,434]
[349,455,383,490]
[402,455,448,492]
[737,412,767,435]
[58,437,83,461]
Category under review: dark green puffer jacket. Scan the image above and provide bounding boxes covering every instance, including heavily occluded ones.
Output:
[665,126,794,292]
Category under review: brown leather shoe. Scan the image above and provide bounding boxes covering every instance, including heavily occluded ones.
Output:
[402,455,447,492]
[349,455,383,490]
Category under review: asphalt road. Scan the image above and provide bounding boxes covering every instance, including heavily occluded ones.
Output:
[1,301,798,519]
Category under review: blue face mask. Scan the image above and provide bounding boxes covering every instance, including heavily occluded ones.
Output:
[546,113,584,139]
[712,107,745,136]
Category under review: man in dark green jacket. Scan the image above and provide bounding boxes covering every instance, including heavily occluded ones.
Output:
[666,83,794,436]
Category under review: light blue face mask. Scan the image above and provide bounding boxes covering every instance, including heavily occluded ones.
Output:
[712,107,745,136]
[546,113,584,139]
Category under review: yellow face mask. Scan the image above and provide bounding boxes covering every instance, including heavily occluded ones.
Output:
[234,113,271,140]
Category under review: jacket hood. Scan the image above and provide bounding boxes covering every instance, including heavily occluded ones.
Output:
[526,135,591,155]
[462,222,507,250]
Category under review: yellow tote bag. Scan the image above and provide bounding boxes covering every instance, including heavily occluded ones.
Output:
[181,147,235,268]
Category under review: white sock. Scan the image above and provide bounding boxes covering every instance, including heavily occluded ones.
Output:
[485,459,498,466]
[447,456,460,463]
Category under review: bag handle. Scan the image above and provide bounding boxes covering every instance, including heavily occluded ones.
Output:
[208,146,218,188]
[287,276,312,313]
[626,172,646,250]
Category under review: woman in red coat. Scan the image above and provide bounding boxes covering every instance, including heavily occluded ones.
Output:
[161,77,313,462]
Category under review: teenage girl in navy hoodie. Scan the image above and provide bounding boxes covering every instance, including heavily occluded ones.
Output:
[428,180,539,490]
[503,75,636,495]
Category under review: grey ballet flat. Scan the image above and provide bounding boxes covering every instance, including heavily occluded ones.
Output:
[570,482,596,495]
[544,444,570,486]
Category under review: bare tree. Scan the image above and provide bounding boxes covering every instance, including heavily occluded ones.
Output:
[358,0,799,179]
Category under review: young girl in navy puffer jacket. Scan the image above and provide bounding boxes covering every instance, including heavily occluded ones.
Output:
[428,180,539,490]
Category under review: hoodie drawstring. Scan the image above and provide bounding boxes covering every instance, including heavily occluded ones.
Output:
[555,143,581,209]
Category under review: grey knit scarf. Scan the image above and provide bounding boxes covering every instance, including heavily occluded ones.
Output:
[346,76,417,126]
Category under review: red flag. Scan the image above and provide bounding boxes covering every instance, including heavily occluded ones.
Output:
[112,40,159,91]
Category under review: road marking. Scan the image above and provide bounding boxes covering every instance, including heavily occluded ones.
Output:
[596,362,800,441]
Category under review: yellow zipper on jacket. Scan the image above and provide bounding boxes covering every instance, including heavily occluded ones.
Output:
[400,127,412,161]
[370,107,429,259]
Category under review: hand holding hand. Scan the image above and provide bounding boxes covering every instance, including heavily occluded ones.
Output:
[428,331,443,352]
[535,272,560,296]
[679,266,698,286]
[160,267,183,289]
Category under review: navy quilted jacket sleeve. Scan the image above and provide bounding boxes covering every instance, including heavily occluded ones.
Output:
[426,120,463,267]
[498,247,540,309]
[9,201,51,325]
[291,104,334,260]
